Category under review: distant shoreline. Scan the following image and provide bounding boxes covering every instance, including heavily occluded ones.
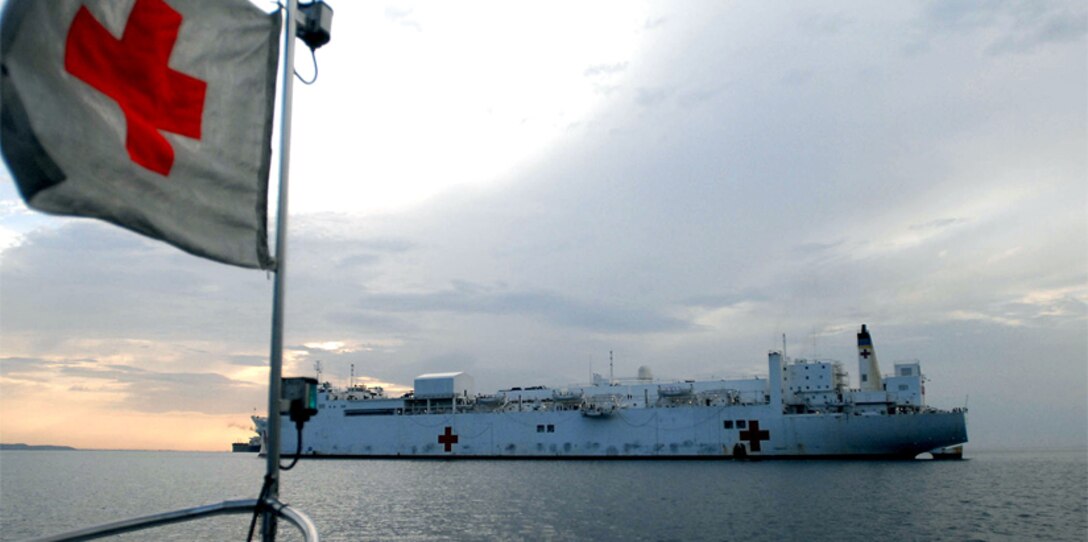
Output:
[0,444,240,453]
[0,443,78,451]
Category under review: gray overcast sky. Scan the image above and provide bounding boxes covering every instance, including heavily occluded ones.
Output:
[1,0,1085,451]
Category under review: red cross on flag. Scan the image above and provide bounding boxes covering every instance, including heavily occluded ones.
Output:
[1,0,281,269]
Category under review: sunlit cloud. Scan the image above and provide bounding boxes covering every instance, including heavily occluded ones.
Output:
[302,341,350,352]
[945,310,1024,328]
[986,246,1023,264]
[288,1,648,215]
[1015,285,1088,320]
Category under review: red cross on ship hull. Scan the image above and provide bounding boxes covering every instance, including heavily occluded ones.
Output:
[739,420,770,453]
[438,426,459,453]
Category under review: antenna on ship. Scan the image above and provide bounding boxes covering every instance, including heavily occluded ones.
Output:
[782,334,787,358]
[350,363,355,389]
[609,350,614,386]
[314,360,323,383]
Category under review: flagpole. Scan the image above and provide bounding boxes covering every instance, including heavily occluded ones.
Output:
[264,1,299,540]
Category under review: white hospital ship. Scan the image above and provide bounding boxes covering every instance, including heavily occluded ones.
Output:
[264,325,967,459]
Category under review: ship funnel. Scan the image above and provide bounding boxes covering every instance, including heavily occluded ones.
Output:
[857,324,883,391]
[637,366,653,381]
[767,351,784,412]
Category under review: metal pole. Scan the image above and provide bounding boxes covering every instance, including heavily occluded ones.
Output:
[264,1,298,540]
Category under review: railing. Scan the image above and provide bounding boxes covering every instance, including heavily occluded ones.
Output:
[27,497,318,542]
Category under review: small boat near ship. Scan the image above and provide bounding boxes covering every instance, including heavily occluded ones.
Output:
[930,445,965,460]
[231,436,262,453]
[259,325,968,459]
[231,417,267,452]
[231,417,267,450]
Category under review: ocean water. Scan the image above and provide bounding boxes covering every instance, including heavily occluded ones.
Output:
[0,450,1085,541]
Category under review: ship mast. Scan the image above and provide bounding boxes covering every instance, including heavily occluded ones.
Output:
[609,350,614,385]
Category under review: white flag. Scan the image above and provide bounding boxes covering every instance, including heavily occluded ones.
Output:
[1,0,281,269]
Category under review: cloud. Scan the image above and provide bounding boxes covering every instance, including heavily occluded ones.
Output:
[793,240,846,256]
[584,62,628,77]
[57,362,263,414]
[681,292,766,310]
[779,69,814,87]
[326,239,416,269]
[914,0,1087,55]
[799,12,853,36]
[334,253,380,268]
[946,309,1024,327]
[1,356,92,376]
[384,7,421,31]
[999,285,1088,323]
[635,87,671,108]
[325,309,419,333]
[354,281,693,334]
[676,88,721,108]
[300,341,350,353]
[643,16,667,30]
[0,222,269,343]
[2,356,263,414]
[226,354,268,366]
[986,9,1088,55]
[909,217,965,231]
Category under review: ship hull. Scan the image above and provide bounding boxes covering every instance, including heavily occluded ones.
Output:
[280,405,967,460]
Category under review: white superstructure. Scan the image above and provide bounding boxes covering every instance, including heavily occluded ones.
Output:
[264,325,967,459]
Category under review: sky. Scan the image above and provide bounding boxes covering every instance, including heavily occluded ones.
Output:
[1,0,1085,452]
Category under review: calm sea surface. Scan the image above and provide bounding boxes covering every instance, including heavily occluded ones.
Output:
[1,450,1085,541]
